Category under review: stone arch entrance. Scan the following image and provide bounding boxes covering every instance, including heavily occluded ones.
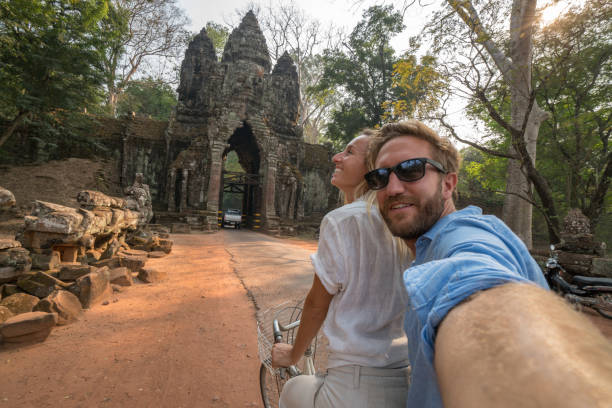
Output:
[220,122,262,228]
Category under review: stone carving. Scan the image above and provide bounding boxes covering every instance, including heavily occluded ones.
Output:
[110,11,336,234]
[124,173,153,225]
[554,208,609,278]
[0,186,16,210]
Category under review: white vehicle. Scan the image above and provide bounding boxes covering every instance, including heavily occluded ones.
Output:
[223,209,242,228]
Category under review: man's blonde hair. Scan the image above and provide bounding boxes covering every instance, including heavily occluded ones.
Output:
[366,120,461,174]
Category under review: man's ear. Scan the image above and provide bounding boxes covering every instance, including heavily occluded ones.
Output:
[442,172,458,199]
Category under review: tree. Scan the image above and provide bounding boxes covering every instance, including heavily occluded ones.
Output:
[316,5,405,149]
[116,77,177,120]
[423,0,554,247]
[100,0,190,116]
[534,0,611,229]
[382,53,448,122]
[0,0,109,148]
[205,21,229,59]
[438,0,611,243]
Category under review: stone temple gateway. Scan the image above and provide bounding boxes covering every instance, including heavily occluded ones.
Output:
[119,12,336,233]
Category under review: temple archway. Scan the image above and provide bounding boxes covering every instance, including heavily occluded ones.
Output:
[220,122,262,228]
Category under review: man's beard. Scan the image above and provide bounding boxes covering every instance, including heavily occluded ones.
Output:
[381,183,445,240]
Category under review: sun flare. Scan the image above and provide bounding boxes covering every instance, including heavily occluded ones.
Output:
[537,0,584,26]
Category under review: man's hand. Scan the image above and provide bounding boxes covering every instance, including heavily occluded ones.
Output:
[271,343,296,368]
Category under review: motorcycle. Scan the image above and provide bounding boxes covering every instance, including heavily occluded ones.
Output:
[544,245,612,319]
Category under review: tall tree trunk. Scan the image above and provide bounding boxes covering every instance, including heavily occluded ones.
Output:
[501,0,548,249]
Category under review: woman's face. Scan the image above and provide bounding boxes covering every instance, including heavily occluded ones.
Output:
[331,135,370,194]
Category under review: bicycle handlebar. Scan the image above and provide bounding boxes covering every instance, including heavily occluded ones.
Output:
[272,318,304,377]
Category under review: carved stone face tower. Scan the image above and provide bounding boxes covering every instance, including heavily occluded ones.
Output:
[164,11,310,231]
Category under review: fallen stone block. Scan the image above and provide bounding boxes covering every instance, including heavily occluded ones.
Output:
[70,271,112,309]
[0,266,19,284]
[0,239,20,250]
[90,257,121,269]
[119,254,147,272]
[76,190,126,210]
[153,239,173,254]
[2,326,53,343]
[59,264,97,281]
[30,252,61,270]
[591,258,612,278]
[118,248,148,257]
[148,251,167,259]
[0,293,40,314]
[0,311,57,341]
[0,247,32,274]
[0,186,16,210]
[34,290,82,325]
[100,238,121,260]
[107,267,133,287]
[17,271,69,299]
[84,249,102,263]
[0,305,13,323]
[137,268,168,283]
[0,284,20,299]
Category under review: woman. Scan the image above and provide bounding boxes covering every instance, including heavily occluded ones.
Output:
[271,130,410,408]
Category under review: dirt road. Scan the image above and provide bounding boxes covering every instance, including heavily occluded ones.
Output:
[1,229,610,408]
[0,230,318,408]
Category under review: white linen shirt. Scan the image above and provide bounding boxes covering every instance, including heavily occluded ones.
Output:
[311,199,409,368]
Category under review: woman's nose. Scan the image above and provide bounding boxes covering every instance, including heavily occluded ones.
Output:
[332,152,343,163]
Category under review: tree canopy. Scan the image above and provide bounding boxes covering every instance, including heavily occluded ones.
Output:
[0,0,110,147]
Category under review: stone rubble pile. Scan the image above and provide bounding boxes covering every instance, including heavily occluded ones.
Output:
[0,185,173,345]
[553,209,611,278]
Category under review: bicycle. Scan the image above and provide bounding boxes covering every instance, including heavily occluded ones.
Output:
[257,300,320,408]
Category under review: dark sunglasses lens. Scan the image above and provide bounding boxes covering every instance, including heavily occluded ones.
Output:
[365,169,390,190]
[396,160,426,182]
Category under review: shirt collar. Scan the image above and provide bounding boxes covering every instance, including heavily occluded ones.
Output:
[418,205,482,244]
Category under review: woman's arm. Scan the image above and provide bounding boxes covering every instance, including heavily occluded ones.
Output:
[271,274,334,367]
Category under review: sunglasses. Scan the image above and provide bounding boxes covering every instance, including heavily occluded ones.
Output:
[365,158,447,190]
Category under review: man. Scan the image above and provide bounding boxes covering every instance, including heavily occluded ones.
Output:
[365,120,612,407]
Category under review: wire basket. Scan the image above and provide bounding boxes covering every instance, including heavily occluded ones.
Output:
[257,299,306,374]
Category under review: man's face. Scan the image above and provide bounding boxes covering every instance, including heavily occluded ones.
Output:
[374,136,449,241]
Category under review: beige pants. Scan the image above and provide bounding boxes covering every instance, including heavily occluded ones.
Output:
[279,365,410,408]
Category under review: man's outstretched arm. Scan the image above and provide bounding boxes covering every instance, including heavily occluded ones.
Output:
[434,283,612,408]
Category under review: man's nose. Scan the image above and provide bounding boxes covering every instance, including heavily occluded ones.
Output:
[385,171,406,195]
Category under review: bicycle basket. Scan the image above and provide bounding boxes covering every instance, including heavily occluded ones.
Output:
[257,299,306,373]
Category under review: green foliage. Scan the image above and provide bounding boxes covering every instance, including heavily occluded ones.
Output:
[533,0,611,224]
[315,5,404,147]
[223,151,245,173]
[0,0,109,127]
[206,21,229,59]
[460,0,611,232]
[116,77,177,120]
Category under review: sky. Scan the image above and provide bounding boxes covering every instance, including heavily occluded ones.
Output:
[176,0,433,55]
[173,0,576,143]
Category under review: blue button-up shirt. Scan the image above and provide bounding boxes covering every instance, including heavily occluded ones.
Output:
[403,206,549,407]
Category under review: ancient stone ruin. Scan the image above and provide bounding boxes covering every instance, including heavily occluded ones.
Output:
[116,11,336,234]
[554,208,611,278]
[0,185,172,345]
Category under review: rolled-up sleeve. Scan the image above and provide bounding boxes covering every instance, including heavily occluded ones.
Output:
[404,252,538,363]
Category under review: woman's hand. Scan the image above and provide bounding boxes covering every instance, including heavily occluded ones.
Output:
[271,343,296,368]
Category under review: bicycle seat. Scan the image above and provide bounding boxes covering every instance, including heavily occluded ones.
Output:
[572,275,612,287]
